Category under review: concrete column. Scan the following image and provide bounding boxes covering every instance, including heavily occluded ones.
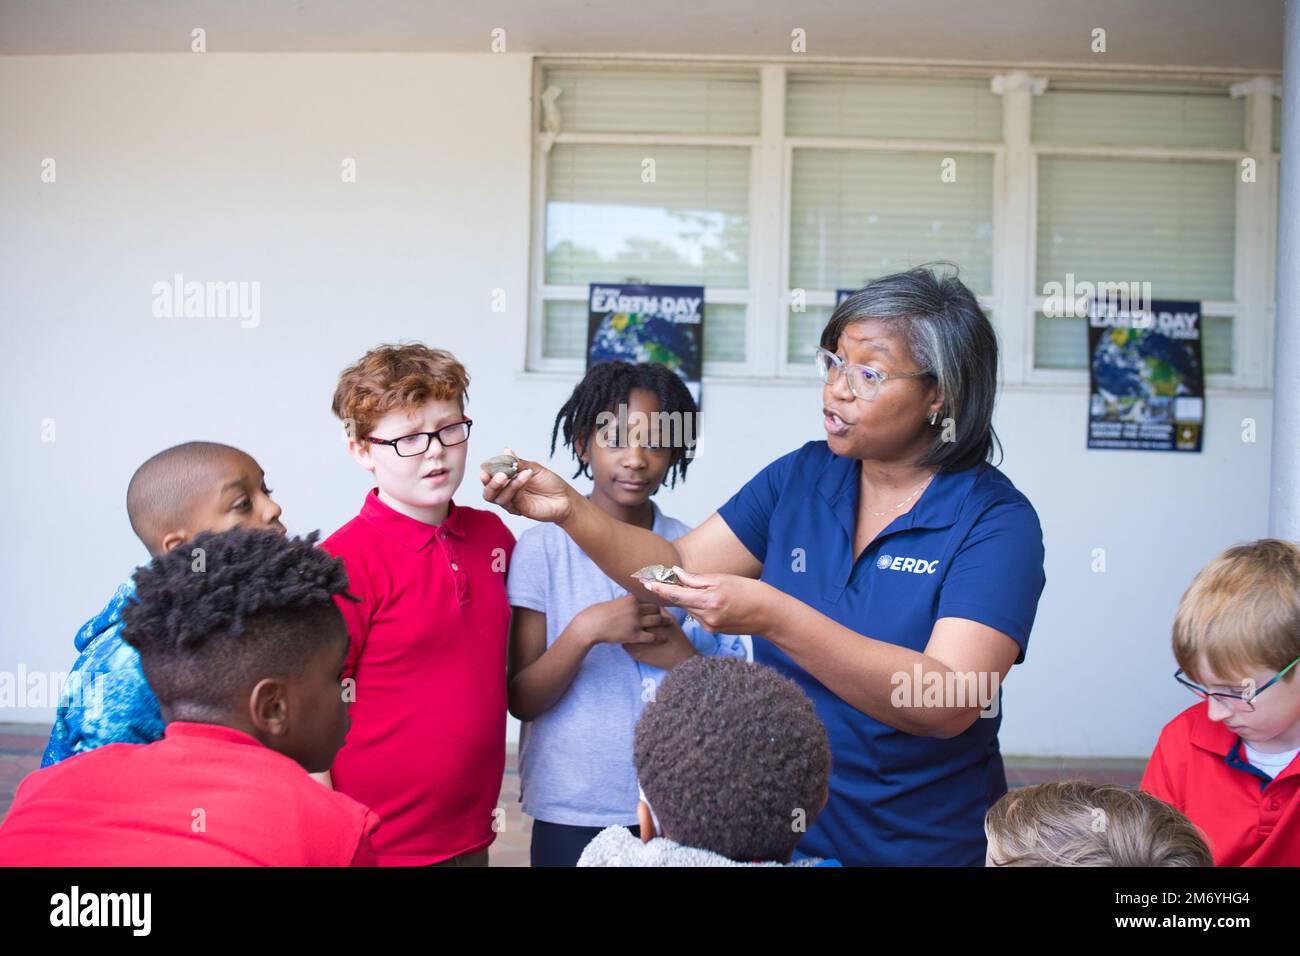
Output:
[1272,2,1300,538]
[990,70,1048,382]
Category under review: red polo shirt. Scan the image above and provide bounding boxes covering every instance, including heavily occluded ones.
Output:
[0,722,379,866]
[1141,702,1300,866]
[323,491,515,865]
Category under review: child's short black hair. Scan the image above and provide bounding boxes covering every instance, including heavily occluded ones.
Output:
[633,657,832,862]
[126,440,245,555]
[121,527,356,714]
[550,361,698,488]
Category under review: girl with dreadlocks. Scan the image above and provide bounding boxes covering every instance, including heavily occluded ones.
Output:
[504,360,749,867]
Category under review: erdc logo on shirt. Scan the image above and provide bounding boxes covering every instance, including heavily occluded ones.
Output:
[876,554,940,575]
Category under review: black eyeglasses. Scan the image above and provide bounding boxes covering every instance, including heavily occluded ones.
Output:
[1174,654,1300,713]
[366,419,472,457]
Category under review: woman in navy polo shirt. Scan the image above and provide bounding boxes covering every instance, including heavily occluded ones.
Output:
[484,265,1046,866]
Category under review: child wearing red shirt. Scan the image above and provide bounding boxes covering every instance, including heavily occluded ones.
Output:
[0,527,379,866]
[324,343,515,866]
[1141,539,1300,866]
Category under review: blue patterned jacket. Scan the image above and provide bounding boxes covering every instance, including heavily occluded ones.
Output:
[40,581,165,767]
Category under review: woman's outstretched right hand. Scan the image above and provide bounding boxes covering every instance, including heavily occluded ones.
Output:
[479,447,575,525]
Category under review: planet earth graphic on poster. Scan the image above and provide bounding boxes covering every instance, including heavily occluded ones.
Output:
[1091,327,1200,421]
[589,311,700,378]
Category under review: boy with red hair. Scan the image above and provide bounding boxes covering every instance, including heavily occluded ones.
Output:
[323,343,515,866]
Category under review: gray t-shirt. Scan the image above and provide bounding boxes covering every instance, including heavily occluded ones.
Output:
[506,501,751,827]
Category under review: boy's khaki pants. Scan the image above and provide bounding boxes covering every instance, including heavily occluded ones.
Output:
[428,848,489,868]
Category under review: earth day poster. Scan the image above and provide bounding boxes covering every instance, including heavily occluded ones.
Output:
[586,283,703,407]
[1087,298,1204,453]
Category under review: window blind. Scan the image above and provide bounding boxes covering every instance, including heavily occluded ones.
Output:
[545,143,750,288]
[1034,313,1233,374]
[788,305,833,365]
[1032,84,1244,149]
[1036,157,1236,303]
[786,75,1002,141]
[542,68,760,135]
[790,149,994,294]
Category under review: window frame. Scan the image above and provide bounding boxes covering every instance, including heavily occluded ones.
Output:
[1024,81,1269,389]
[526,58,1280,393]
[778,137,1003,379]
[526,59,764,377]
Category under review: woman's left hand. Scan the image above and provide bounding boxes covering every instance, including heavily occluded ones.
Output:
[637,567,779,636]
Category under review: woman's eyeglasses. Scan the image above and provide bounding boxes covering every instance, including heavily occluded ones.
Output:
[813,347,931,402]
[366,419,472,457]
[1174,653,1300,713]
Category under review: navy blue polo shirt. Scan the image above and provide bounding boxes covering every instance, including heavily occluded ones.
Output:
[717,440,1046,866]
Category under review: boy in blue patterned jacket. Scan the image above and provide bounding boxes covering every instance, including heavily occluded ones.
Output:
[41,441,285,766]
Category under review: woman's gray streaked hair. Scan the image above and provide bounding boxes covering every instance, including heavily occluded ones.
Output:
[819,263,1002,473]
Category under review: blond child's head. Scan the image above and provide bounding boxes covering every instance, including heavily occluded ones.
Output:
[332,343,471,522]
[1172,539,1300,751]
[985,781,1212,867]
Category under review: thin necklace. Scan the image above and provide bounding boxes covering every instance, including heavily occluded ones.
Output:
[865,473,935,517]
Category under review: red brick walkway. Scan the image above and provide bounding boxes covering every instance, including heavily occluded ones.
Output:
[0,724,1144,867]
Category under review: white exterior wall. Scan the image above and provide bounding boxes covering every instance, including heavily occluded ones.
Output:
[0,54,1274,755]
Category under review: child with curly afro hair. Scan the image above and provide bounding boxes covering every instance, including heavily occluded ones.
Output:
[0,527,380,866]
[578,656,837,866]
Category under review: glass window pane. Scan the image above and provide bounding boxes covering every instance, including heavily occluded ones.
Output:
[790,150,994,293]
[788,306,833,364]
[1032,85,1244,149]
[786,76,1001,141]
[1034,312,1232,374]
[542,300,748,365]
[542,68,760,135]
[789,305,993,366]
[542,300,588,360]
[546,144,750,287]
[1036,158,1236,303]
[1203,314,1233,375]
[704,303,747,363]
[1033,312,1087,370]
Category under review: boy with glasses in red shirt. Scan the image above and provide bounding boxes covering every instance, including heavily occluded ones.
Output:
[322,343,515,866]
[1141,539,1300,866]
